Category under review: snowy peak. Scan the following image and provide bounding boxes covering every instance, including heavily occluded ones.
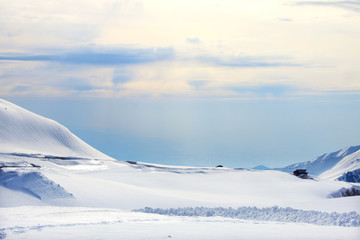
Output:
[0,99,112,160]
[310,145,360,164]
[278,145,360,180]
[320,149,360,180]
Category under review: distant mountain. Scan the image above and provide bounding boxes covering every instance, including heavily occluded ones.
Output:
[252,165,270,170]
[0,99,112,159]
[276,145,360,180]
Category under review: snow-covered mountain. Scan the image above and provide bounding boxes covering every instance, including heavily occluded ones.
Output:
[277,145,360,180]
[0,99,112,159]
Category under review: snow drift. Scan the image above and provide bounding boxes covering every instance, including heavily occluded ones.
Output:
[0,168,73,202]
[135,206,360,227]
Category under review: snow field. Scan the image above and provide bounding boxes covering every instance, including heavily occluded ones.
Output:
[1,206,360,240]
[134,206,360,227]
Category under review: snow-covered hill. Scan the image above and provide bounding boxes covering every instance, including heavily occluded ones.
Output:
[277,145,360,180]
[0,99,112,159]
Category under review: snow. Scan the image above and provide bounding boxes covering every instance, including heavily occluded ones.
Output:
[1,99,360,239]
[1,152,359,212]
[338,169,360,183]
[0,167,75,205]
[0,99,112,160]
[135,206,360,227]
[1,207,360,240]
[320,149,360,180]
[277,145,360,180]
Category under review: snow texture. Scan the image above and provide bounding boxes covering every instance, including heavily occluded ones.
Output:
[338,169,360,183]
[135,206,360,227]
[0,168,73,202]
[329,186,360,198]
[0,99,112,159]
[2,206,359,240]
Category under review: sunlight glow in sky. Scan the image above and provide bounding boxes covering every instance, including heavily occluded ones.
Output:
[1,0,359,99]
[1,0,360,167]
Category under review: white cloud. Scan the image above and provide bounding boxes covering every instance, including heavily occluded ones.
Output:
[0,0,359,99]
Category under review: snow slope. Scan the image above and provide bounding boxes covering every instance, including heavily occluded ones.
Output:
[320,149,360,180]
[0,99,112,159]
[277,145,360,180]
[1,153,359,214]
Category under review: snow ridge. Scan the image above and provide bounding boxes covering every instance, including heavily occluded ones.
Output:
[135,206,360,227]
[277,145,360,179]
[0,169,73,202]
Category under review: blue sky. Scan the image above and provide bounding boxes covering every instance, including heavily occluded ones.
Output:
[6,96,360,168]
[1,0,360,167]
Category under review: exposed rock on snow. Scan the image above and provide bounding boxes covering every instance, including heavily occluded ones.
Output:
[337,169,360,183]
[329,186,360,198]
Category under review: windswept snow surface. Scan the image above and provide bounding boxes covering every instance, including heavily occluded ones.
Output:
[135,206,360,227]
[0,99,112,159]
[0,169,72,201]
[277,145,360,180]
[1,207,360,240]
[1,153,359,213]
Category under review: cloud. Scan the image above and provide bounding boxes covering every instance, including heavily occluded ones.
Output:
[188,80,210,90]
[0,47,175,66]
[112,68,133,85]
[186,38,200,44]
[57,77,104,92]
[0,48,299,68]
[278,18,293,22]
[197,56,301,68]
[11,85,30,93]
[294,1,360,12]
[229,85,297,96]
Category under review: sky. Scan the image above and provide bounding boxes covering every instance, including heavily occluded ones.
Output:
[1,0,360,168]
